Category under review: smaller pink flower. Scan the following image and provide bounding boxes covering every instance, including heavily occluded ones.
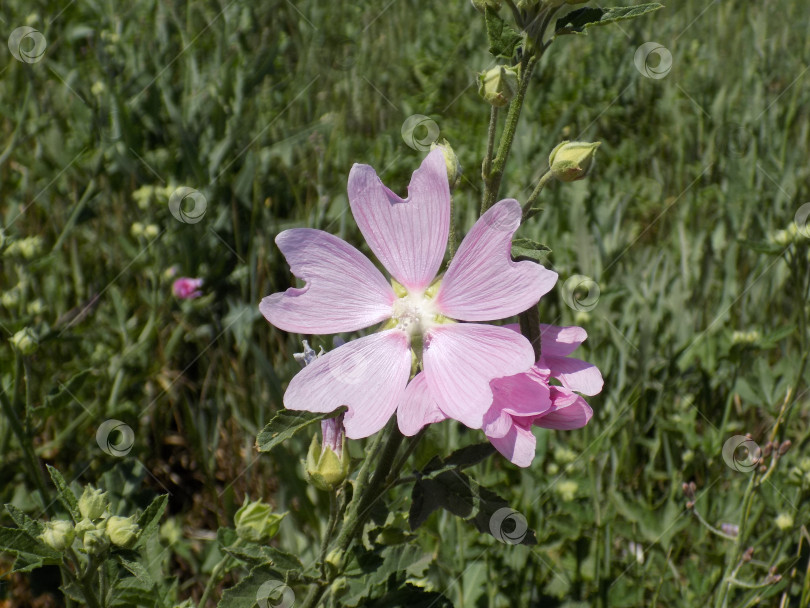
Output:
[173,277,203,300]
[398,323,602,467]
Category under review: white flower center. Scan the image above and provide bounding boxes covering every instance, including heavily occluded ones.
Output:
[391,292,439,338]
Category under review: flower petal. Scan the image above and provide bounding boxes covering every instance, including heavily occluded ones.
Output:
[348,149,450,291]
[260,229,395,334]
[539,324,588,357]
[543,355,604,396]
[435,199,558,321]
[397,372,447,436]
[533,389,593,430]
[491,367,552,417]
[283,330,411,439]
[423,323,535,429]
[488,422,537,468]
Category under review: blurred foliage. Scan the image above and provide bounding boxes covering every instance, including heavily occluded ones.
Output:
[1,0,809,606]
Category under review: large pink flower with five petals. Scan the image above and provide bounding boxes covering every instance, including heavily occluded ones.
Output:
[260,150,557,439]
[398,323,603,467]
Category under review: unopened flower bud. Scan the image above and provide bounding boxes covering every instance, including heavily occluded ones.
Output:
[83,524,109,555]
[107,515,140,548]
[306,415,350,492]
[10,327,38,355]
[74,518,95,541]
[478,65,519,107]
[762,442,773,457]
[79,486,109,521]
[430,139,461,190]
[39,520,75,552]
[234,498,285,542]
[775,512,794,531]
[742,546,754,561]
[549,141,601,182]
[470,0,502,13]
[779,440,792,455]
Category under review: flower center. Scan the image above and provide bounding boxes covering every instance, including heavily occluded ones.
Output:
[391,292,438,338]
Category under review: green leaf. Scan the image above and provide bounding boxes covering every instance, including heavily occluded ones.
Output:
[135,494,168,548]
[0,527,62,572]
[36,370,92,413]
[116,555,155,587]
[409,469,536,545]
[555,4,664,36]
[484,6,522,59]
[217,528,304,576]
[511,238,552,264]
[256,407,346,453]
[5,504,43,537]
[217,566,289,608]
[362,583,454,608]
[46,465,80,521]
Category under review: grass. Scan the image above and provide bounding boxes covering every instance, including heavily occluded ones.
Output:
[1,0,809,606]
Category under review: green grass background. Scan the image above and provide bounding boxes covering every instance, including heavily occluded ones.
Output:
[1,0,809,606]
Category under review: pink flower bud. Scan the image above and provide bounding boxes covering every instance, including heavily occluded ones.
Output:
[172,277,203,299]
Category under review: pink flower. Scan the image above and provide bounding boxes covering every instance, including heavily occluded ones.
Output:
[260,150,557,439]
[398,323,602,467]
[173,277,203,299]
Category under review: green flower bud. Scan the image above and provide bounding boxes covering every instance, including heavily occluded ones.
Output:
[10,327,38,355]
[430,139,462,190]
[107,515,140,548]
[74,518,96,541]
[5,236,44,260]
[775,512,794,531]
[234,498,286,542]
[548,140,601,182]
[470,0,502,13]
[39,520,75,552]
[83,524,109,555]
[478,66,519,107]
[79,486,109,521]
[306,417,350,492]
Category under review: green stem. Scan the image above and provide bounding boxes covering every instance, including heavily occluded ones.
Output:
[715,472,758,608]
[482,51,541,213]
[522,170,554,220]
[198,538,241,608]
[1,356,50,511]
[481,106,499,183]
[519,304,542,361]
